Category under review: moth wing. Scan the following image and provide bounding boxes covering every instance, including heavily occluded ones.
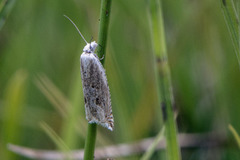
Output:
[80,53,114,131]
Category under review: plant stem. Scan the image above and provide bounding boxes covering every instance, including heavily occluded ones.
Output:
[83,123,97,160]
[83,0,112,159]
[148,0,181,160]
[97,0,112,64]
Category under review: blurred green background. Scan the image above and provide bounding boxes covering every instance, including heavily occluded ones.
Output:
[0,0,240,159]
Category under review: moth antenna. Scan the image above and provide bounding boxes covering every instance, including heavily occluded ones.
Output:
[64,15,88,44]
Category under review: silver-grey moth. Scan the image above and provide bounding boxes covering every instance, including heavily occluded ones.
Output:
[64,15,114,131]
[80,41,114,131]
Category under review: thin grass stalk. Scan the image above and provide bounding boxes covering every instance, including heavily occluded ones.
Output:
[141,126,165,160]
[220,0,240,65]
[83,0,112,159]
[97,0,112,62]
[40,122,71,160]
[228,124,240,149]
[40,122,70,152]
[0,0,16,30]
[1,70,27,160]
[148,0,181,159]
[83,123,97,160]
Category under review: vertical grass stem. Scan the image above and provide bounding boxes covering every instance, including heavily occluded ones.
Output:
[83,0,112,159]
[148,0,182,159]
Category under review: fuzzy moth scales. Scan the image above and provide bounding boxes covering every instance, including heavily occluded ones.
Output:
[64,15,114,131]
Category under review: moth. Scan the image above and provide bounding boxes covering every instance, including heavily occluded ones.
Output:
[64,15,114,131]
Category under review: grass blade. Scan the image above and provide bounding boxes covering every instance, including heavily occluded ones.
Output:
[0,70,28,160]
[40,122,70,154]
[221,0,240,64]
[228,124,240,149]
[35,74,83,149]
[141,126,165,160]
[148,0,182,159]
[0,0,16,30]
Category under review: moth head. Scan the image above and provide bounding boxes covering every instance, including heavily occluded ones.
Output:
[83,41,98,53]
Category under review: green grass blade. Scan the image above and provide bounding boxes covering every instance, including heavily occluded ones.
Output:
[0,70,28,160]
[148,0,182,159]
[221,0,240,64]
[141,126,165,160]
[35,74,68,118]
[35,74,82,149]
[0,0,16,30]
[40,122,70,155]
[228,124,240,149]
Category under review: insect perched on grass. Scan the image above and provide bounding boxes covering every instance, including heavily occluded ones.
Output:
[64,15,114,131]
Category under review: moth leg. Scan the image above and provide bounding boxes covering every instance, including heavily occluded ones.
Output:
[93,53,104,61]
[99,54,104,61]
